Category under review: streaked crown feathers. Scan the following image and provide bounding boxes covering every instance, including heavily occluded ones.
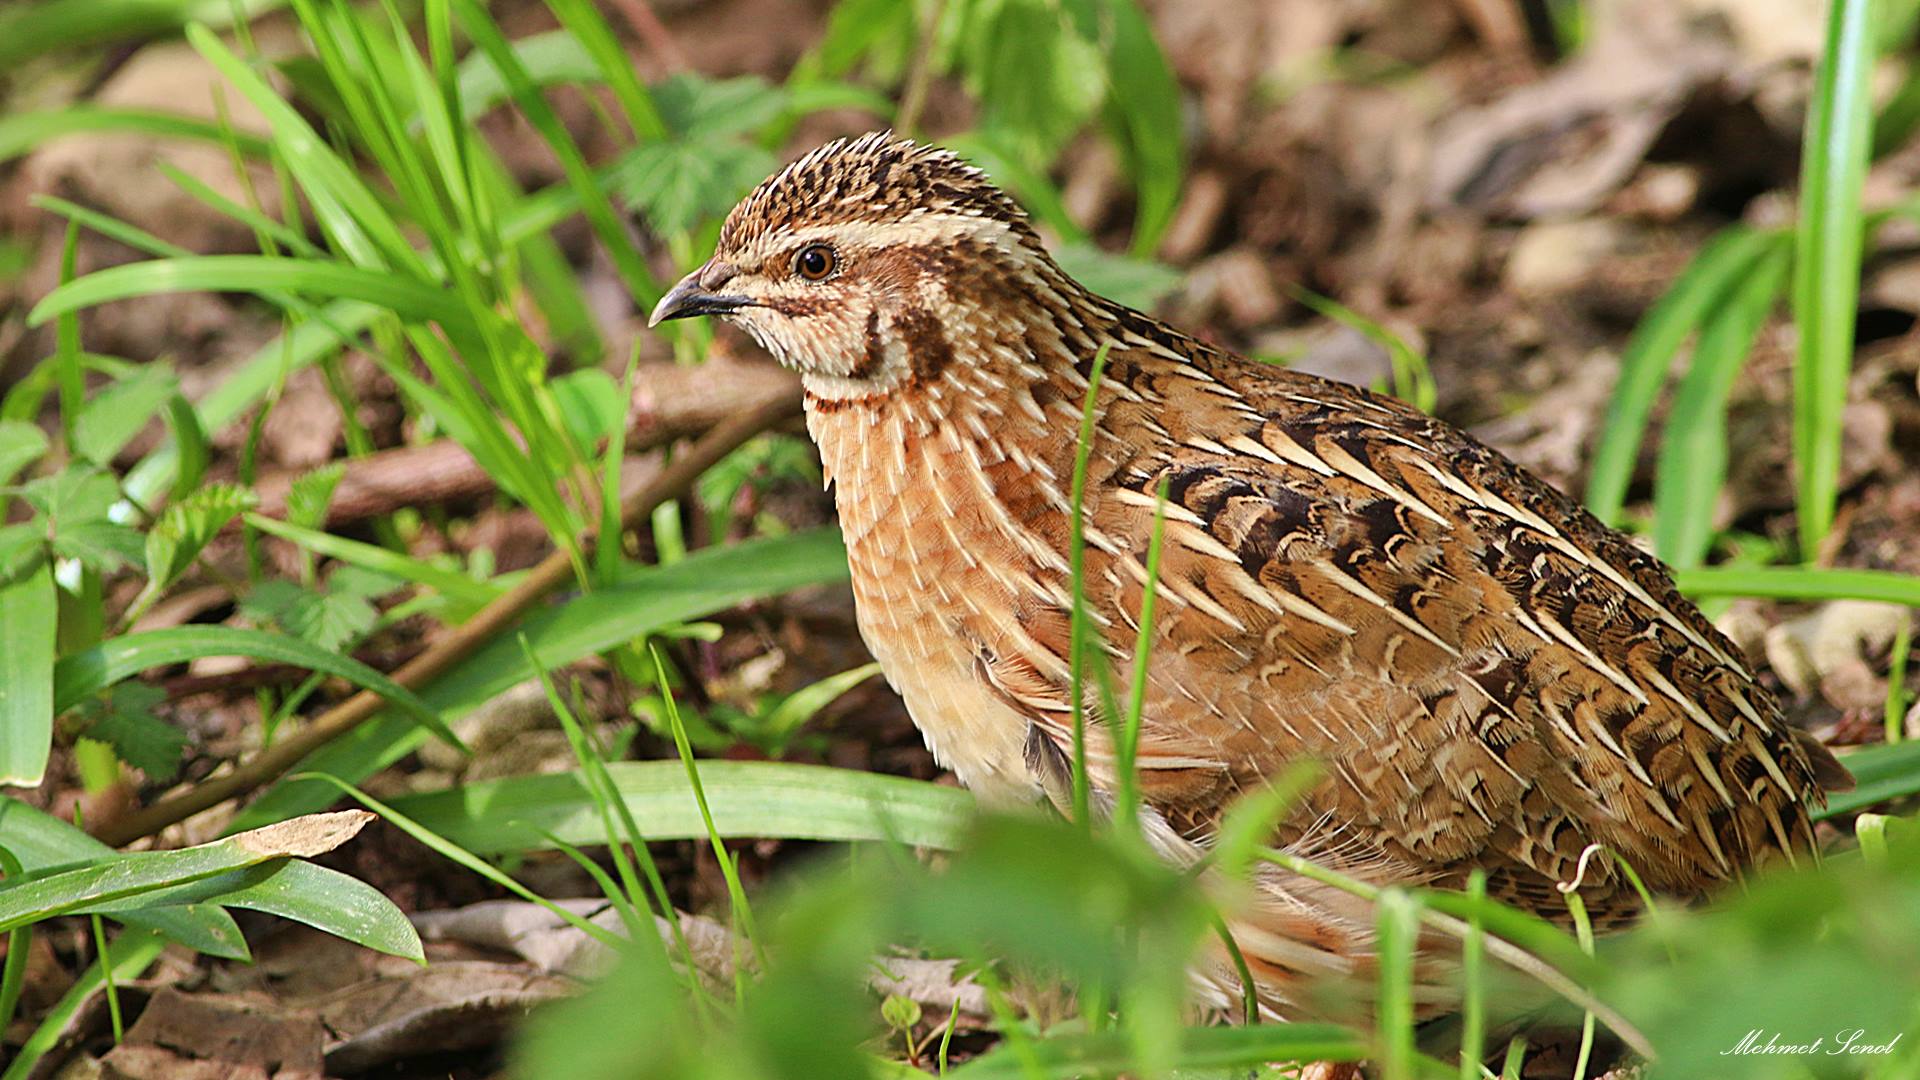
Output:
[716,131,1037,251]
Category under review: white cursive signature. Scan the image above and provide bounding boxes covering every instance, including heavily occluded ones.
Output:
[1722,1030,1906,1056]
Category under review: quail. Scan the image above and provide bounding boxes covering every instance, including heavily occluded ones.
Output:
[650,133,1853,1016]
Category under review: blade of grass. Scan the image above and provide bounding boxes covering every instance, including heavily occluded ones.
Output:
[1375,888,1421,1080]
[1652,243,1791,569]
[187,22,425,275]
[1585,227,1783,525]
[1066,343,1113,830]
[27,255,485,347]
[0,848,28,1037]
[948,1023,1369,1078]
[1115,476,1167,845]
[386,760,974,854]
[0,106,272,165]
[244,512,502,608]
[292,773,625,949]
[1673,565,1920,605]
[0,797,247,958]
[1460,870,1487,1080]
[1815,739,1920,819]
[1792,0,1877,555]
[1888,621,1912,745]
[522,639,691,989]
[0,0,289,67]
[649,645,766,970]
[0,811,372,933]
[544,0,668,140]
[451,0,660,306]
[52,625,458,749]
[0,565,55,786]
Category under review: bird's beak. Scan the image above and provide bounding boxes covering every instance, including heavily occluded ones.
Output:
[648,261,748,327]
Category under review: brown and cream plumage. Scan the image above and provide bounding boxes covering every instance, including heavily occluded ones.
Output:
[651,132,1852,1016]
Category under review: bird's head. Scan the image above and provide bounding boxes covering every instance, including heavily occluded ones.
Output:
[649,132,1067,399]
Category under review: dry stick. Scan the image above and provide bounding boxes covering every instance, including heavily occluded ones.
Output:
[894,0,950,137]
[608,0,689,74]
[95,392,805,848]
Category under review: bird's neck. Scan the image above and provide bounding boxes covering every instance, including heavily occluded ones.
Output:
[802,271,1118,480]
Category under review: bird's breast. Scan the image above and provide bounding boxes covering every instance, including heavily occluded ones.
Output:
[805,395,1067,806]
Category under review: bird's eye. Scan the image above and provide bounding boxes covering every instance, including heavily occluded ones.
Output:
[794,244,837,281]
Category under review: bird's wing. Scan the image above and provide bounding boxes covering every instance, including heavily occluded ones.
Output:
[1022,344,1842,918]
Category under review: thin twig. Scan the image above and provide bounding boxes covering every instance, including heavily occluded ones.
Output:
[608,0,689,74]
[895,0,951,136]
[94,392,804,847]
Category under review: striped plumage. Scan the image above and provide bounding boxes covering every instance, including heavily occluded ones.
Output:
[651,132,1852,1017]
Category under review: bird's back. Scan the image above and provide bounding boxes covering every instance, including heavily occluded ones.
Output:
[1071,310,1849,920]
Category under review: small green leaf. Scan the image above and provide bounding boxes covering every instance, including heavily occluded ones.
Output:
[247,582,377,652]
[0,524,45,586]
[758,662,882,745]
[0,420,48,484]
[163,394,210,502]
[284,462,345,532]
[550,368,625,449]
[880,993,923,1031]
[68,683,184,781]
[1054,243,1182,311]
[238,579,307,625]
[143,483,256,593]
[52,626,455,748]
[51,522,144,573]
[0,565,55,786]
[329,565,404,600]
[611,136,777,237]
[20,465,121,525]
[653,73,787,138]
[71,365,176,466]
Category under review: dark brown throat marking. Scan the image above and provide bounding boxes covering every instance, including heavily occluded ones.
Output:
[895,307,954,382]
[848,308,886,380]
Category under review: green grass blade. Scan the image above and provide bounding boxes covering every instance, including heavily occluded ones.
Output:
[650,646,766,970]
[0,0,289,68]
[1585,227,1782,524]
[244,512,502,608]
[1652,244,1791,569]
[1460,870,1487,1080]
[1099,0,1185,257]
[388,760,974,855]
[52,625,455,748]
[948,1023,1367,1077]
[1375,889,1421,1080]
[1792,0,1877,555]
[1673,565,1920,605]
[0,797,248,957]
[1816,740,1920,819]
[0,106,271,165]
[0,811,370,934]
[291,773,625,949]
[544,0,668,140]
[81,859,422,962]
[27,255,483,345]
[0,566,56,787]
